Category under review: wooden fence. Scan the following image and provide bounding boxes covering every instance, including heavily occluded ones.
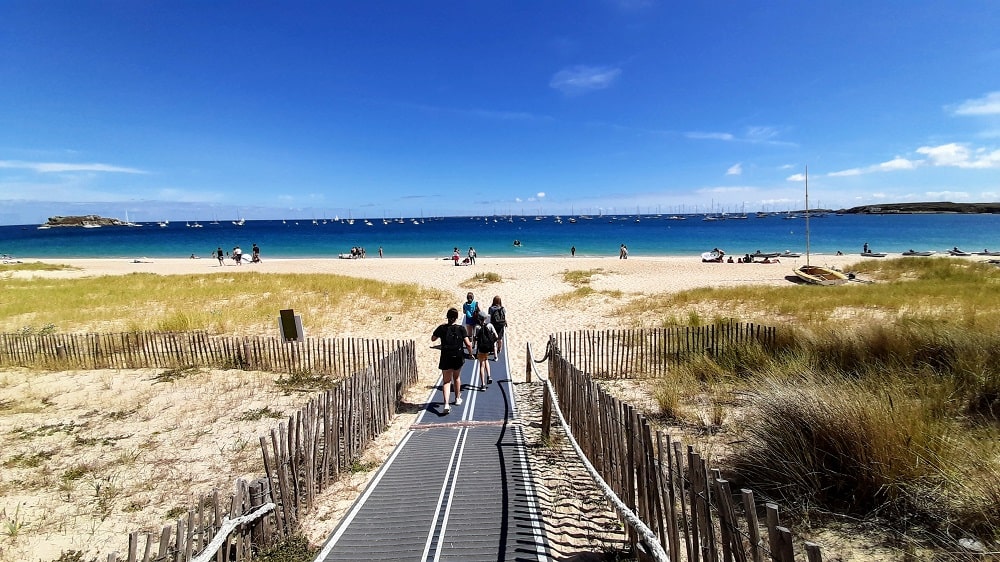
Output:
[555,321,777,379]
[71,337,419,562]
[542,335,822,562]
[0,331,389,376]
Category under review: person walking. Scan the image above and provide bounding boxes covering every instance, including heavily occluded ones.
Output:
[462,292,479,337]
[216,247,225,266]
[571,245,576,257]
[378,246,383,258]
[487,295,507,358]
[468,246,477,265]
[431,308,473,414]
[473,312,498,387]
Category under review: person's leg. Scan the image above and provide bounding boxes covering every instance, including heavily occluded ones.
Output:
[440,370,451,411]
[451,370,462,404]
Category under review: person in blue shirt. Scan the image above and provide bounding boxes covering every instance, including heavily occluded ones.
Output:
[462,292,479,337]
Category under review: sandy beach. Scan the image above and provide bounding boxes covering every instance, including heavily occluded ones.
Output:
[2,253,871,560]
[17,253,865,342]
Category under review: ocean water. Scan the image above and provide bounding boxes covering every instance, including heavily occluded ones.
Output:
[2,213,999,259]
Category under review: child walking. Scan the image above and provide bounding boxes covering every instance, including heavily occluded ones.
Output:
[474,312,499,388]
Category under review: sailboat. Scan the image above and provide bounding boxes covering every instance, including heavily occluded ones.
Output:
[793,167,848,286]
[124,210,142,227]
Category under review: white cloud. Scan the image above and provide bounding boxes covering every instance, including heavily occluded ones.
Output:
[726,163,743,176]
[536,192,546,199]
[826,143,1000,179]
[951,92,1000,116]
[916,143,1000,169]
[787,173,806,182]
[829,157,921,177]
[0,160,147,174]
[827,168,863,177]
[926,190,971,200]
[686,132,734,141]
[744,126,780,142]
[877,157,918,171]
[685,127,795,147]
[549,65,621,95]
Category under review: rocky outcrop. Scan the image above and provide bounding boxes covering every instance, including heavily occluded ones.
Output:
[841,202,1000,214]
[42,215,123,227]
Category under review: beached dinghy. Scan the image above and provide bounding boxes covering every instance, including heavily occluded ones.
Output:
[792,167,848,286]
[795,264,849,285]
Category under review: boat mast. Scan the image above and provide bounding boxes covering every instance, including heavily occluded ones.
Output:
[804,166,811,266]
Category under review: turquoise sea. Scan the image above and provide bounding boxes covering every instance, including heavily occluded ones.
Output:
[2,213,999,260]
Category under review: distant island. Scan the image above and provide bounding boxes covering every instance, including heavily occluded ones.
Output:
[767,202,999,215]
[40,215,127,227]
[840,202,1000,214]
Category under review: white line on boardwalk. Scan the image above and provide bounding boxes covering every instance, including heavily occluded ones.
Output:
[423,427,470,561]
[513,424,550,561]
[313,430,417,561]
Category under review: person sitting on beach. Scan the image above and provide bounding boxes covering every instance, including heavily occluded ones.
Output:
[727,256,734,263]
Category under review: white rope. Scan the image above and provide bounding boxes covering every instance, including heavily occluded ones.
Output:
[192,502,275,562]
[528,341,670,562]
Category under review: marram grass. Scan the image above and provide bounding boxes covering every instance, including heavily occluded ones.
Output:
[0,272,450,335]
[631,257,1000,335]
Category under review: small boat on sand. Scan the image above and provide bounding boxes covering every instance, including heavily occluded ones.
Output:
[795,264,849,285]
[792,167,848,286]
[701,249,725,262]
[948,247,972,256]
[861,252,887,258]
[973,249,1000,256]
[902,250,935,257]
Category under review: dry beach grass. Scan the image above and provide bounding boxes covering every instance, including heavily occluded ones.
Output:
[1,254,998,560]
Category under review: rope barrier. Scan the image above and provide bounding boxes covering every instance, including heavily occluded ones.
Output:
[527,340,669,562]
[191,502,275,562]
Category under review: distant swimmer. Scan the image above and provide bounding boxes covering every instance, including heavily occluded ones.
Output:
[513,240,521,247]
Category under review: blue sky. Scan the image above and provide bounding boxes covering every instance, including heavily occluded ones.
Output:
[1,1,998,224]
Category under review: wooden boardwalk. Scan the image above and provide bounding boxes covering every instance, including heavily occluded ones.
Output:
[313,348,550,562]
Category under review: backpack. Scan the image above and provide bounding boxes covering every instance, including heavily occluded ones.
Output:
[442,324,464,351]
[477,324,497,351]
[490,306,506,327]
